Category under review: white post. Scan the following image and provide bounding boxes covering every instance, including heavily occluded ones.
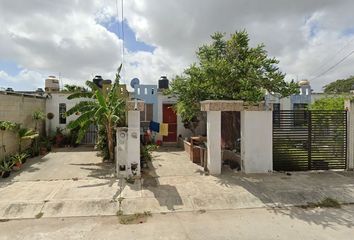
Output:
[241,111,273,173]
[345,100,354,170]
[127,110,141,177]
[206,111,221,175]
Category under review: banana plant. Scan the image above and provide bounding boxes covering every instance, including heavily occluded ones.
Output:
[66,64,126,162]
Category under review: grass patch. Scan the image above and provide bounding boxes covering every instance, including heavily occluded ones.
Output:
[35,212,44,219]
[118,211,152,225]
[301,197,341,209]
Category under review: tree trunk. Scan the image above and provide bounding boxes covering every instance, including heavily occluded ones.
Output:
[107,120,114,162]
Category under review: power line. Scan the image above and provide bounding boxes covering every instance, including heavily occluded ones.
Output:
[121,0,125,84]
[311,37,354,77]
[311,50,354,80]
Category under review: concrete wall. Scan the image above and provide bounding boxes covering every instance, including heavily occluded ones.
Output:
[241,111,273,173]
[45,93,87,135]
[0,93,46,159]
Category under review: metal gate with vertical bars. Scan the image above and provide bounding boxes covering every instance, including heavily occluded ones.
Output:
[273,110,347,171]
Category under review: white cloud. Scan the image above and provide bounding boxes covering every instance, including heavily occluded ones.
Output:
[124,0,354,91]
[1,0,354,92]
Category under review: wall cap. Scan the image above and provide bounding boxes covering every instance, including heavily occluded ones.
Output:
[126,100,145,111]
[200,100,267,111]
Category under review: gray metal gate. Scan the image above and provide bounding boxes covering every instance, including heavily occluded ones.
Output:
[273,110,347,171]
[81,124,97,145]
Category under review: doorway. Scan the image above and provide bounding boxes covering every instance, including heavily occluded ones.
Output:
[162,104,177,142]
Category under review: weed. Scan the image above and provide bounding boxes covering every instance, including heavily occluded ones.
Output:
[118,212,152,225]
[35,212,44,219]
[300,197,341,209]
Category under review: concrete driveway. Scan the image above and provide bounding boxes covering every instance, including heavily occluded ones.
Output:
[1,146,354,220]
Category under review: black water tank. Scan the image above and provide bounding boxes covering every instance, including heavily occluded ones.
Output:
[93,75,103,88]
[158,76,169,89]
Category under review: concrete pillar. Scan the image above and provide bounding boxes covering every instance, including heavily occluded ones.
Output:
[127,110,141,176]
[241,111,273,173]
[116,100,144,178]
[345,100,354,170]
[206,111,221,175]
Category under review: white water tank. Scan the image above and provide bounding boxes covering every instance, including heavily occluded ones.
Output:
[45,76,60,92]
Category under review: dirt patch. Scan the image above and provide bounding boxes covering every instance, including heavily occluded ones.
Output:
[118,212,152,225]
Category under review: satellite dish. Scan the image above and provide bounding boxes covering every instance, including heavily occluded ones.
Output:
[130,78,140,88]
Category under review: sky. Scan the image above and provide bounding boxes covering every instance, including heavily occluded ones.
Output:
[1,0,354,92]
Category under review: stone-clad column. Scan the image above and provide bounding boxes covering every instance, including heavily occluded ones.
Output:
[117,100,144,177]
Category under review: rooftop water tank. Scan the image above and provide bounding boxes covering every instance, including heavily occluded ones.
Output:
[93,75,104,88]
[45,76,60,92]
[158,76,169,89]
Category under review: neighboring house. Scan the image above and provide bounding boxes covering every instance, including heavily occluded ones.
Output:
[45,75,129,144]
[132,76,206,143]
[266,79,314,111]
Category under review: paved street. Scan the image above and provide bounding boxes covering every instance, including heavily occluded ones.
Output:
[0,206,353,240]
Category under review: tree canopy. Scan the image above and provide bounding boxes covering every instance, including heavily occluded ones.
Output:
[168,30,298,123]
[323,76,354,94]
[61,84,87,93]
[310,97,346,110]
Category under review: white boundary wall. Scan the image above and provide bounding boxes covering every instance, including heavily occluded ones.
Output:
[240,111,273,173]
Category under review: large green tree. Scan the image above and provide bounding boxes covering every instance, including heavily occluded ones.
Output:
[168,30,298,130]
[66,65,126,161]
[323,76,354,94]
[310,97,346,110]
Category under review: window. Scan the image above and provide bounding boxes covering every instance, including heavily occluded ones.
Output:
[293,103,308,126]
[59,103,66,124]
[137,88,140,95]
[144,88,148,95]
[273,103,281,127]
[151,88,155,95]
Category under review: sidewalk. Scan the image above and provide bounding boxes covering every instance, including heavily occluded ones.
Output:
[1,147,354,219]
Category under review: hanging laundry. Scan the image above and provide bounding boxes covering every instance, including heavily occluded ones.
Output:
[160,123,169,136]
[149,121,160,133]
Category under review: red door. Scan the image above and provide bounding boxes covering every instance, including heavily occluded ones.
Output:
[163,104,177,142]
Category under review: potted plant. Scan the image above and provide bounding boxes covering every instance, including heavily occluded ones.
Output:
[39,137,52,155]
[55,127,64,147]
[47,112,54,136]
[0,158,14,178]
[11,153,29,170]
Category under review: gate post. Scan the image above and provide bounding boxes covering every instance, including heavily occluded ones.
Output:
[206,111,222,175]
[125,100,144,177]
[345,100,354,170]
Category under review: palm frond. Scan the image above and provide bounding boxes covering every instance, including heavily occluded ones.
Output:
[67,111,95,129]
[95,90,107,108]
[85,80,101,92]
[66,101,98,116]
[76,121,91,143]
[67,91,93,100]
